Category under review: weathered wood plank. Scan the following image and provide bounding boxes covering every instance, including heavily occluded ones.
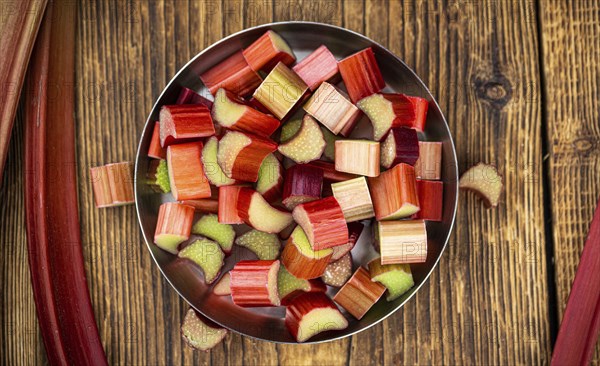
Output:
[539,0,600,362]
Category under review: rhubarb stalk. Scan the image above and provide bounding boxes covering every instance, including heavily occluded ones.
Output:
[337,47,385,103]
[147,121,166,159]
[167,142,212,200]
[237,188,293,233]
[154,202,195,254]
[218,185,245,224]
[242,30,295,72]
[368,163,420,220]
[282,164,324,210]
[159,104,215,147]
[415,179,444,221]
[199,50,263,97]
[292,197,349,250]
[285,292,348,342]
[303,82,361,135]
[90,162,135,208]
[377,220,428,265]
[380,127,420,168]
[281,226,333,279]
[292,45,339,91]
[333,267,386,319]
[230,260,281,307]
[335,140,381,177]
[331,177,375,222]
[217,130,277,182]
[414,141,443,180]
[252,62,309,120]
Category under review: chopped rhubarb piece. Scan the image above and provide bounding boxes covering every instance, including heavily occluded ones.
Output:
[212,88,280,137]
[330,222,363,262]
[292,196,348,250]
[357,93,425,140]
[278,265,326,304]
[90,162,135,208]
[322,253,353,287]
[148,122,166,159]
[213,272,231,296]
[230,260,281,307]
[217,130,277,182]
[218,185,244,224]
[279,119,302,143]
[192,214,236,254]
[179,239,225,284]
[415,179,443,221]
[380,127,420,168]
[377,220,427,264]
[368,163,420,220]
[338,47,385,103]
[305,160,359,182]
[181,199,219,214]
[333,267,386,320]
[176,87,214,109]
[285,292,348,342]
[201,136,236,187]
[243,30,295,72]
[253,62,309,120]
[407,96,429,131]
[335,140,380,177]
[321,126,341,161]
[293,45,339,91]
[147,159,171,193]
[167,142,212,200]
[278,115,325,164]
[237,188,293,233]
[154,202,195,254]
[368,258,414,301]
[181,308,228,351]
[281,226,333,279]
[331,177,375,222]
[282,164,323,210]
[255,153,283,202]
[235,229,281,260]
[199,50,263,97]
[159,104,215,147]
[303,82,361,135]
[459,163,503,207]
[414,141,443,180]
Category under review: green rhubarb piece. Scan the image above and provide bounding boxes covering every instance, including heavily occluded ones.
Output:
[278,265,310,299]
[235,229,281,260]
[178,239,225,284]
[155,159,171,193]
[181,308,228,351]
[256,153,282,196]
[202,136,236,186]
[321,126,341,161]
[279,119,302,142]
[368,258,414,301]
[192,214,236,253]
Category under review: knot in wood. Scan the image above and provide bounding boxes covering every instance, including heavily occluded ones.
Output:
[474,74,513,109]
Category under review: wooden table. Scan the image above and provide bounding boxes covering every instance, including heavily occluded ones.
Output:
[1,0,598,364]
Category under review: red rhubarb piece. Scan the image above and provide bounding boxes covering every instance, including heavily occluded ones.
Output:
[285,292,348,343]
[218,185,245,224]
[292,196,349,250]
[255,153,284,203]
[230,260,281,307]
[154,202,195,254]
[330,222,363,262]
[368,163,420,220]
[459,163,503,207]
[377,220,428,265]
[330,177,375,222]
[199,50,263,97]
[281,226,333,279]
[217,130,278,182]
[292,45,339,91]
[237,188,293,233]
[333,267,386,320]
[212,88,280,137]
[303,82,361,135]
[147,121,166,159]
[380,127,420,168]
[90,162,135,208]
[305,160,359,182]
[415,179,443,221]
[167,141,211,200]
[243,30,295,72]
[159,104,215,147]
[176,86,214,109]
[357,93,422,141]
[338,47,385,103]
[252,62,309,120]
[201,136,236,187]
[282,164,324,210]
[414,141,443,180]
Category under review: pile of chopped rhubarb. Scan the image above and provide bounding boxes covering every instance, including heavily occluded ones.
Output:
[147,30,450,346]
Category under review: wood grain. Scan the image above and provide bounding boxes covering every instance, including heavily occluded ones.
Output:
[0,0,596,364]
[539,0,600,362]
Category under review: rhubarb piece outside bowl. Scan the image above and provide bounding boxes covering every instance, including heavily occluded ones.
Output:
[135,22,458,344]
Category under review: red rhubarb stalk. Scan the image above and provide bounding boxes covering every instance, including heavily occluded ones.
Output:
[0,0,47,181]
[242,30,295,72]
[285,292,348,342]
[217,130,278,182]
[357,93,428,139]
[330,222,364,262]
[252,62,309,120]
[237,188,293,233]
[181,199,219,214]
[282,164,324,210]
[255,153,284,203]
[218,185,245,224]
[292,196,349,250]
[167,141,212,200]
[305,160,359,182]
[281,226,333,279]
[368,163,420,220]
[159,104,215,147]
[154,202,195,254]
[333,267,386,320]
[230,260,281,307]
[415,179,444,221]
[199,50,263,97]
[89,162,135,208]
[303,82,361,135]
[338,47,385,103]
[176,86,214,109]
[292,45,339,91]
[24,2,108,363]
[551,198,600,366]
[147,121,166,159]
[380,127,420,168]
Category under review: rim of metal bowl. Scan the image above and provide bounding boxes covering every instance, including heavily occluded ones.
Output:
[135,21,458,344]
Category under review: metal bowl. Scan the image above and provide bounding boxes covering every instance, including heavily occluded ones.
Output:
[135,21,458,343]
